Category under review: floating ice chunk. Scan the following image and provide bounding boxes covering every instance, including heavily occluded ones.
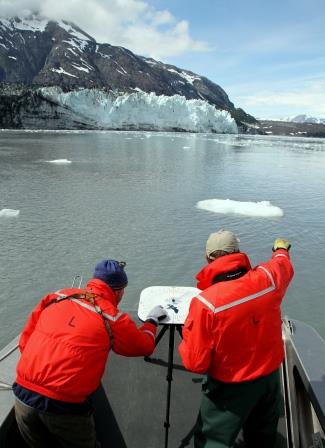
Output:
[0,208,20,217]
[48,159,72,164]
[197,199,283,217]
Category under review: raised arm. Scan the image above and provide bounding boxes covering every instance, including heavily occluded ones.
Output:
[262,239,294,296]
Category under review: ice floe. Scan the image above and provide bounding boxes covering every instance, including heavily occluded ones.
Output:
[0,208,20,217]
[47,159,72,164]
[196,199,283,217]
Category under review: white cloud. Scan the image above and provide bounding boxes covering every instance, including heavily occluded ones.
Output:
[236,80,325,118]
[225,75,325,119]
[0,0,211,59]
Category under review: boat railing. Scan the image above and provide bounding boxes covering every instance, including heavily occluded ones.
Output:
[282,318,325,448]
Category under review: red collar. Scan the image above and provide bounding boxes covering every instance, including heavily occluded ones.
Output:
[85,278,118,307]
[196,252,252,290]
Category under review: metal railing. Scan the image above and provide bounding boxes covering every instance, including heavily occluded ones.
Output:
[282,319,325,448]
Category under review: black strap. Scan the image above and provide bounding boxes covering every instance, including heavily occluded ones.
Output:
[46,292,114,348]
[212,268,247,284]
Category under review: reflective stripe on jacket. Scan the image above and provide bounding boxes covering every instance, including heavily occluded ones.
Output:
[16,278,156,402]
[179,250,294,382]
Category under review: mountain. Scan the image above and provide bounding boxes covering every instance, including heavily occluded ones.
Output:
[280,115,325,125]
[0,16,256,132]
[256,119,325,138]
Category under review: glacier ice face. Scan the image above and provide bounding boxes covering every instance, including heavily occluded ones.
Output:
[39,88,238,134]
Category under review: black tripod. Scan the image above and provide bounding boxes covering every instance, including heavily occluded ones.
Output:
[145,323,183,448]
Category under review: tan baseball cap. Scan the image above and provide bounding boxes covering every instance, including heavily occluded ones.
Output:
[206,229,240,258]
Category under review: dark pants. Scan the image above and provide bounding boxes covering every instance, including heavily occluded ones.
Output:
[194,369,281,448]
[14,398,97,448]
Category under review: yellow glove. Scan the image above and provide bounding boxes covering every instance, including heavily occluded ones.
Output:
[272,238,291,252]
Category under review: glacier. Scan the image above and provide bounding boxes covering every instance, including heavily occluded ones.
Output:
[196,199,283,217]
[39,88,238,134]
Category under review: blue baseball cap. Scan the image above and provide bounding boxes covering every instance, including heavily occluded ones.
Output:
[93,260,128,290]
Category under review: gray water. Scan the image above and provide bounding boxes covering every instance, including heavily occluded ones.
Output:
[1,130,325,348]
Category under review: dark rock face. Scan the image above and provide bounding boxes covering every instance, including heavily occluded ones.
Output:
[0,16,256,128]
[0,84,97,129]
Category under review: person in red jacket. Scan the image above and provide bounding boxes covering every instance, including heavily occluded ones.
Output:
[14,259,167,448]
[179,230,294,448]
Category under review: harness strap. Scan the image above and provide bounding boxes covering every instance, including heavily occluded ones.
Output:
[54,291,116,348]
[83,293,115,347]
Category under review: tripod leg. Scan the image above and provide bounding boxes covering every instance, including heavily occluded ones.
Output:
[155,325,169,347]
[144,325,169,361]
[164,325,175,448]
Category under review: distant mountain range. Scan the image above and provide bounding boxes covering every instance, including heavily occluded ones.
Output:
[0,16,256,131]
[278,115,325,125]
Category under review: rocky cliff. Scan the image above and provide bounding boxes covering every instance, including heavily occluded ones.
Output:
[0,16,255,130]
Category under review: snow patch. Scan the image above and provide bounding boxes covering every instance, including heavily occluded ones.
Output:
[167,68,201,85]
[47,159,72,164]
[97,51,111,59]
[51,68,78,78]
[39,87,237,134]
[1,17,48,32]
[0,208,20,217]
[196,199,283,217]
[71,64,89,73]
[67,47,79,57]
[114,61,127,74]
[79,58,93,71]
[61,37,89,52]
[58,21,90,43]
[8,55,17,60]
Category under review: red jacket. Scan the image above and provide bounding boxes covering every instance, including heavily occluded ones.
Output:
[16,279,157,402]
[179,250,294,382]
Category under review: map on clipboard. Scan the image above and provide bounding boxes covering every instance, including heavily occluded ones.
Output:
[138,286,201,325]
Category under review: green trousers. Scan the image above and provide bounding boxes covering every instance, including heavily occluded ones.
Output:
[194,369,281,448]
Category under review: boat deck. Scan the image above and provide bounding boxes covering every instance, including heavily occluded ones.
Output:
[0,317,290,448]
[95,320,288,448]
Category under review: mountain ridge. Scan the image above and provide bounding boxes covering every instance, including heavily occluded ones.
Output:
[278,114,325,125]
[0,15,257,130]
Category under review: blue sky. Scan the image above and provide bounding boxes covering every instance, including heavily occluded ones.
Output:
[149,0,325,119]
[2,0,325,119]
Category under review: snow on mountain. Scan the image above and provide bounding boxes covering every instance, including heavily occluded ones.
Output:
[39,87,238,133]
[0,15,254,131]
[289,114,325,124]
[275,114,325,124]
[0,16,49,32]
